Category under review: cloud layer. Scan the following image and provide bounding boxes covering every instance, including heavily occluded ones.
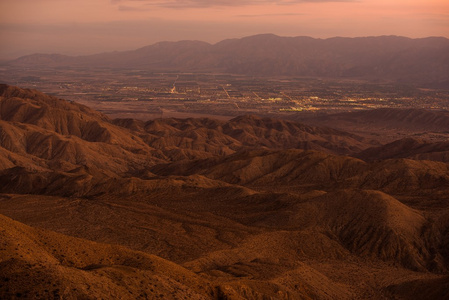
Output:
[1,0,447,59]
[112,0,354,8]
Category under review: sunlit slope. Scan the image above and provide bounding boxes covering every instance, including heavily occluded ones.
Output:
[0,214,214,299]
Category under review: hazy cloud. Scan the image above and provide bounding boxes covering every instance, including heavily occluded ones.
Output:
[112,0,355,9]
[118,5,151,11]
[2,0,446,59]
[237,13,305,17]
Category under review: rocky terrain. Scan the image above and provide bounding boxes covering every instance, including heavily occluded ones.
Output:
[1,84,448,299]
[295,108,449,143]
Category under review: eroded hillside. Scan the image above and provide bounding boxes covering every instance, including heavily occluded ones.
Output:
[1,85,448,299]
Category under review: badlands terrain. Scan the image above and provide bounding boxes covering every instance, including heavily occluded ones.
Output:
[1,84,449,299]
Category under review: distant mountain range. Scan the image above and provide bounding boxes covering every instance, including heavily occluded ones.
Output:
[8,34,449,86]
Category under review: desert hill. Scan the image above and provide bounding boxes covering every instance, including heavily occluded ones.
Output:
[386,276,449,299]
[1,189,448,299]
[305,108,449,131]
[8,35,449,85]
[0,213,215,299]
[135,115,373,158]
[0,85,376,172]
[150,149,449,195]
[2,184,448,299]
[356,137,449,162]
[1,85,449,299]
[296,108,449,143]
[0,84,110,140]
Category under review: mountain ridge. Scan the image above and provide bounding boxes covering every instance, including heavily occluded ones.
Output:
[8,35,449,86]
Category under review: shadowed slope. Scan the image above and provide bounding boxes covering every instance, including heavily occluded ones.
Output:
[151,149,449,195]
[181,188,445,272]
[222,115,370,154]
[312,190,431,271]
[328,108,449,132]
[385,276,449,300]
[357,137,449,162]
[2,190,447,300]
[150,149,367,185]
[124,115,374,159]
[298,108,449,144]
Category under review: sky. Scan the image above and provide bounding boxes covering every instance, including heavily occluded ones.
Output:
[0,0,448,59]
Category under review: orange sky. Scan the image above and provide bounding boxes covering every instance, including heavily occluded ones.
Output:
[1,0,448,59]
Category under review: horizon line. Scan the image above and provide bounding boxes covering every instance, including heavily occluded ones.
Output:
[3,33,448,61]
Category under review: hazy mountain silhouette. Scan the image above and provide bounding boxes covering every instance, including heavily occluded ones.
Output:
[1,85,449,299]
[9,35,449,86]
